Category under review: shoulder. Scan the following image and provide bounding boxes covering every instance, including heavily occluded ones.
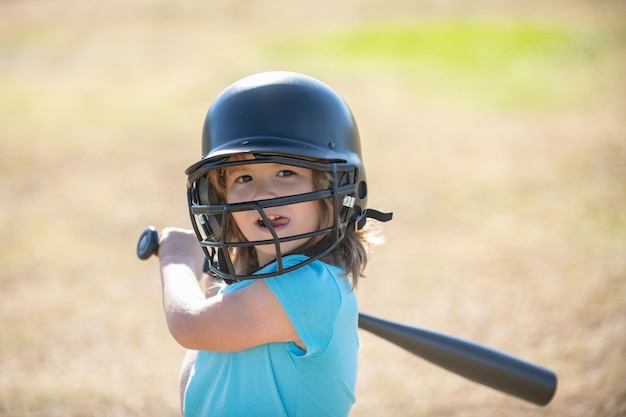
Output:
[263,256,348,296]
[264,257,350,341]
[262,257,356,357]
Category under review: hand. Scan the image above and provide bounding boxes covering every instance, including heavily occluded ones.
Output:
[158,227,206,279]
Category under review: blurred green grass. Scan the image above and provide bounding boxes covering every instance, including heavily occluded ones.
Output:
[270,20,618,108]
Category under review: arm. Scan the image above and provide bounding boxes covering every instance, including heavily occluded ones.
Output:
[177,277,226,415]
[158,227,303,352]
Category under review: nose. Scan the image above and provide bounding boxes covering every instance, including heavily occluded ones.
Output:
[251,175,279,201]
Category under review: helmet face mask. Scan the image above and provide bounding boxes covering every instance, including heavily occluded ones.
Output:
[186,72,369,281]
[187,154,363,280]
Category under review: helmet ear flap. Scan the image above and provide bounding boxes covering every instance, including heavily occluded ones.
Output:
[192,175,224,241]
[191,175,232,280]
[197,175,220,206]
[198,176,210,205]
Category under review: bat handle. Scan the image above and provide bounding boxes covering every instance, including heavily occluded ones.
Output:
[137,226,159,260]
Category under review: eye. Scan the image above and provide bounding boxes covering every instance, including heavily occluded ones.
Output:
[235,174,253,183]
[277,169,295,177]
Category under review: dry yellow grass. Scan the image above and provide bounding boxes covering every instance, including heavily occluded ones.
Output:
[1,1,624,416]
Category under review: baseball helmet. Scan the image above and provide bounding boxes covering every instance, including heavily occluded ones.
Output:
[186,71,390,281]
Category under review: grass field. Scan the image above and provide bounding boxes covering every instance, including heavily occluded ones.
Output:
[1,1,625,416]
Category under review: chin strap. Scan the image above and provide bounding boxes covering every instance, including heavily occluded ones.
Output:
[356,208,394,230]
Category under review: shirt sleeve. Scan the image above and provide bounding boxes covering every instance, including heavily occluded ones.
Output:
[263,256,342,357]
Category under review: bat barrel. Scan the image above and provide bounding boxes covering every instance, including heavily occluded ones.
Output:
[358,313,557,406]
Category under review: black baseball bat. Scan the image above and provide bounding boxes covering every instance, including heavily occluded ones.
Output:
[137,226,557,406]
[358,313,557,406]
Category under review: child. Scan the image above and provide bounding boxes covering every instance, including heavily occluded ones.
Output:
[157,71,392,417]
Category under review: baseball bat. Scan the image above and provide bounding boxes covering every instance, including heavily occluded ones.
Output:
[137,226,557,406]
[358,313,556,406]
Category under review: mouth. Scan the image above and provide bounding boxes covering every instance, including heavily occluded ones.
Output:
[257,214,290,230]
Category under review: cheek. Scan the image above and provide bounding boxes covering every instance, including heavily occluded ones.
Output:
[229,211,247,231]
[225,181,251,204]
[302,201,322,229]
[225,189,240,204]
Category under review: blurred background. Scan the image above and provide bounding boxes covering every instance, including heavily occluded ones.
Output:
[1,0,624,416]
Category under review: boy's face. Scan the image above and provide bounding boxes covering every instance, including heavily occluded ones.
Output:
[224,155,320,266]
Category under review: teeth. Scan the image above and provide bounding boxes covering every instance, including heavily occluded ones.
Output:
[258,215,281,226]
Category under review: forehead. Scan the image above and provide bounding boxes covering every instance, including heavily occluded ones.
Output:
[223,155,305,176]
[213,152,329,180]
[225,161,305,175]
[225,153,311,170]
[228,153,255,162]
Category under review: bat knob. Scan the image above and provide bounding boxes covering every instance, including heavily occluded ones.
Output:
[137,226,159,260]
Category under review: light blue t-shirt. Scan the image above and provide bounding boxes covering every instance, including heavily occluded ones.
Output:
[183,255,359,417]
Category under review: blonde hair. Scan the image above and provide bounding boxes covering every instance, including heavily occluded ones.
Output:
[207,161,379,287]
